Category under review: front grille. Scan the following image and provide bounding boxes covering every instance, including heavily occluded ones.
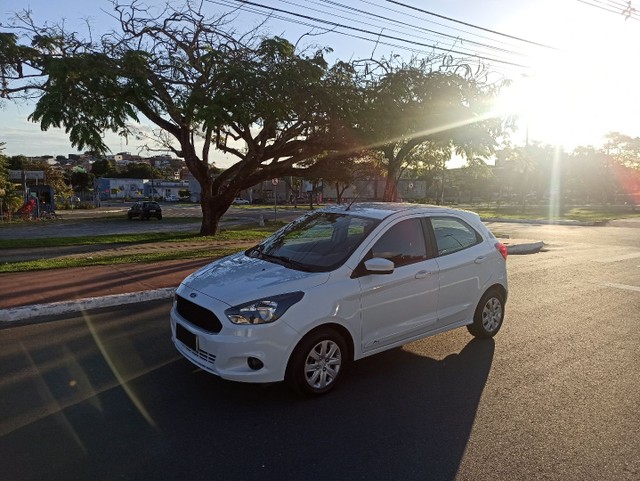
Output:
[181,342,217,366]
[176,294,222,333]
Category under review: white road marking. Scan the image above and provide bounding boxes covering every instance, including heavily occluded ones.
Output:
[602,283,640,293]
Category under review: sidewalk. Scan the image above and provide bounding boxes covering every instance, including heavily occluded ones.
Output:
[0,237,544,324]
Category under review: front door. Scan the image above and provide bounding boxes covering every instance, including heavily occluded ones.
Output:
[359,217,440,352]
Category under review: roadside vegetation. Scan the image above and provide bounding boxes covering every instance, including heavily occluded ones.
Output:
[0,223,283,249]
[0,246,243,273]
[465,204,640,223]
[0,223,287,273]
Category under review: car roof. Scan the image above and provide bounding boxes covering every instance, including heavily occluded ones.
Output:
[320,202,479,221]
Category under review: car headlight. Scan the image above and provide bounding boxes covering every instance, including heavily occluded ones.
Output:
[225,292,305,325]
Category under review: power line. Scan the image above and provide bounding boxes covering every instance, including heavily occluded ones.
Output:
[357,0,524,48]
[384,0,558,50]
[578,0,640,20]
[219,0,533,68]
[307,0,527,58]
[595,0,639,16]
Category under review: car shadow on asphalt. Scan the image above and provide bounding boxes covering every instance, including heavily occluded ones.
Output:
[0,312,494,481]
[178,337,495,481]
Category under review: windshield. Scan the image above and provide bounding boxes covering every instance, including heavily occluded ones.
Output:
[246,211,380,272]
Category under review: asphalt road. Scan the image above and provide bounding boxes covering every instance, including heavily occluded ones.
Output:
[1,221,639,480]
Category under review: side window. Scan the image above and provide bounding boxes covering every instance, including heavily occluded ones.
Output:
[370,218,427,268]
[431,217,481,256]
[341,217,375,245]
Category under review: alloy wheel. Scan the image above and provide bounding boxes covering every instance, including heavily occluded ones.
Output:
[304,339,342,390]
[482,297,503,332]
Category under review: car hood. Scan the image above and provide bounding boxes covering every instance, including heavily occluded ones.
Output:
[181,252,330,306]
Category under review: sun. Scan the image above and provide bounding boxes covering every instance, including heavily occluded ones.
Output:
[491,0,640,151]
[492,69,605,149]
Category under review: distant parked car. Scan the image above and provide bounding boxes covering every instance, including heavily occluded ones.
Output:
[127,201,162,220]
[165,195,180,202]
[232,197,250,205]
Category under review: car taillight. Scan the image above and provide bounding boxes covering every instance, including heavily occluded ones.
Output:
[495,242,508,260]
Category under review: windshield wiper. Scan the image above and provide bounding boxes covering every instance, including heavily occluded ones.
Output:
[260,253,315,272]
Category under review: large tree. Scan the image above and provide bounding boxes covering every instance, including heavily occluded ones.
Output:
[357,59,505,201]
[604,132,640,170]
[1,1,359,235]
[567,146,616,204]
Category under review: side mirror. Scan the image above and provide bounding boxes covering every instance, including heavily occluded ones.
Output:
[364,257,395,275]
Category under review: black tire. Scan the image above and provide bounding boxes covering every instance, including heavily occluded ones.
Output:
[127,214,133,220]
[467,288,505,338]
[286,328,349,396]
[157,214,162,220]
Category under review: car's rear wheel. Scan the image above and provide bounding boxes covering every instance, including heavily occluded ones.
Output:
[157,214,162,220]
[467,289,505,338]
[286,328,348,396]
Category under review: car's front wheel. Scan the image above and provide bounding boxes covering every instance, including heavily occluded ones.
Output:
[286,328,348,396]
[467,288,505,338]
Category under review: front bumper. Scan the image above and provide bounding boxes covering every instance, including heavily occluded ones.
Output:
[170,298,300,384]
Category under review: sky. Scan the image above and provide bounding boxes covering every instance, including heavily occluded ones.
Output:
[2,0,640,167]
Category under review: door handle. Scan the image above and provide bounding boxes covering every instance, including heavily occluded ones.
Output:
[474,256,487,264]
[415,270,431,279]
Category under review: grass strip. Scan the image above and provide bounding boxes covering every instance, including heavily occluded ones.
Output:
[0,246,244,273]
[469,206,640,223]
[0,224,284,249]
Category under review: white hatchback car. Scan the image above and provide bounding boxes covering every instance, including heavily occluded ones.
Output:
[170,203,508,395]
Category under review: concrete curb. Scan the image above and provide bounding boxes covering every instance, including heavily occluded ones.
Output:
[0,287,176,324]
[482,217,603,226]
[506,241,545,255]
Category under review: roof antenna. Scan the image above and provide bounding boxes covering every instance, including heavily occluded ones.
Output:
[345,191,359,211]
[345,177,373,211]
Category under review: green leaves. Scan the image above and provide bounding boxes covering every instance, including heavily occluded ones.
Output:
[28,51,147,153]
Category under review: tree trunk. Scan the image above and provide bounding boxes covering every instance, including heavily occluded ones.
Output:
[308,186,315,210]
[199,192,226,235]
[382,176,398,202]
[336,182,347,204]
[382,150,401,202]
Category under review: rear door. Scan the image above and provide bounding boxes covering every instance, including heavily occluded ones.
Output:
[429,216,492,327]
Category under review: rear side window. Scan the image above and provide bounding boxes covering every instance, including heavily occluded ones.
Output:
[431,217,481,256]
[370,218,427,267]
